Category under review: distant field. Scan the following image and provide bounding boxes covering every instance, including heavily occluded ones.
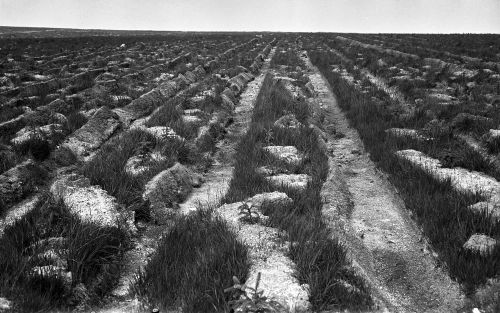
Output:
[0,28,499,312]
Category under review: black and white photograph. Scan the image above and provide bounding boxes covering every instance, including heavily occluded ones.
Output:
[0,0,499,312]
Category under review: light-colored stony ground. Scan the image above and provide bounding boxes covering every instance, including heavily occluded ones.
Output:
[216,200,310,313]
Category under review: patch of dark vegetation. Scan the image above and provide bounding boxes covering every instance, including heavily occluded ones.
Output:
[134,209,250,312]
[271,47,304,68]
[66,111,88,133]
[0,144,19,174]
[145,97,199,140]
[0,161,47,213]
[309,50,500,291]
[14,134,52,161]
[483,133,500,155]
[0,105,24,124]
[450,113,496,136]
[224,74,373,311]
[51,146,78,167]
[0,193,129,312]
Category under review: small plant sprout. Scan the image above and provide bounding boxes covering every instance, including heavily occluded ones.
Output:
[238,203,260,224]
[224,272,287,313]
[264,129,274,145]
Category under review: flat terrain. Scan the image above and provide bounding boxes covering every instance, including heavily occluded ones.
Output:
[0,28,499,312]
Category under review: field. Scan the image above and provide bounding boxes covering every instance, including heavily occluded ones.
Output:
[0,28,499,313]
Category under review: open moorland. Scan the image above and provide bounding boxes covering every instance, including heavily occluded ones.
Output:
[0,28,499,312]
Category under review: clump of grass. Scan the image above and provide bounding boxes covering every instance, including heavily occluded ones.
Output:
[196,119,228,154]
[224,74,373,311]
[437,144,496,175]
[145,97,182,128]
[135,209,250,312]
[14,134,52,161]
[309,49,500,291]
[484,134,500,154]
[271,48,304,68]
[82,129,168,209]
[389,77,433,100]
[451,113,495,136]
[0,195,65,311]
[0,159,47,212]
[159,136,202,166]
[0,193,129,311]
[167,118,200,140]
[51,146,78,166]
[0,105,24,124]
[198,93,225,114]
[66,219,129,299]
[0,144,19,173]
[66,111,88,133]
[467,278,500,313]
[145,97,199,139]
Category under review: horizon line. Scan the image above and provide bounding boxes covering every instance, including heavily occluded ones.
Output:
[0,25,498,35]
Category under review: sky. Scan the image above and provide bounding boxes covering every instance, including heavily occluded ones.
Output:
[0,0,499,33]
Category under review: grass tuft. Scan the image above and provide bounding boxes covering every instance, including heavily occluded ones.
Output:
[0,193,128,311]
[82,129,171,209]
[135,209,250,312]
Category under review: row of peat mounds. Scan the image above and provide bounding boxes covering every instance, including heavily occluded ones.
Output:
[308,50,500,293]
[224,73,373,311]
[310,47,500,179]
[321,35,500,183]
[0,193,129,312]
[0,35,272,312]
[131,43,277,313]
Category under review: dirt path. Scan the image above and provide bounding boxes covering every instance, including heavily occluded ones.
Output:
[302,52,465,313]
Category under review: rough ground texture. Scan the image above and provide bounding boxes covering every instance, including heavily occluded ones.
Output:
[50,173,122,228]
[180,47,277,215]
[93,47,277,313]
[0,159,38,208]
[62,106,121,159]
[463,234,499,256]
[265,173,311,191]
[263,145,304,166]
[303,52,465,313]
[142,162,202,223]
[216,201,311,313]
